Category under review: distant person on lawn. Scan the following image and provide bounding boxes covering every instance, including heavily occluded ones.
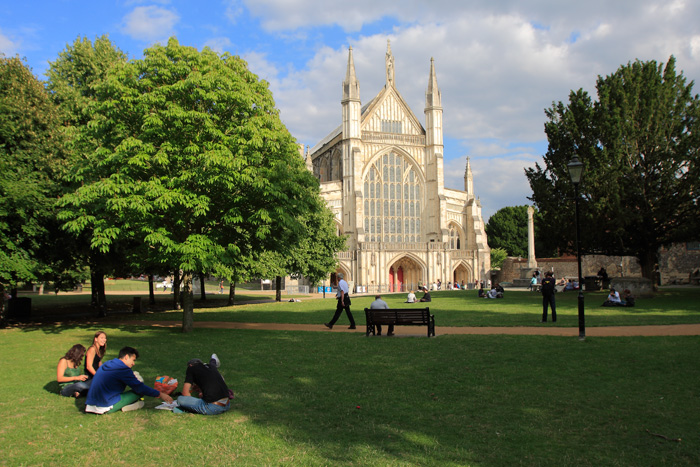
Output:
[540,271,557,323]
[86,346,173,414]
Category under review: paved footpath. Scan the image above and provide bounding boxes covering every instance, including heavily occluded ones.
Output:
[93,319,700,337]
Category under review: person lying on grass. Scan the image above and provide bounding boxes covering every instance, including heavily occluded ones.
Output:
[85,346,173,414]
[57,344,90,398]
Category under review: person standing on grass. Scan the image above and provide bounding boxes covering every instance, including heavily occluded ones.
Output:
[541,271,557,323]
[57,344,90,398]
[370,294,394,337]
[86,346,173,414]
[174,354,231,415]
[324,273,356,330]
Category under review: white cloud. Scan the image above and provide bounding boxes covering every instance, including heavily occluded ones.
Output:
[121,6,180,42]
[0,29,19,56]
[237,0,700,216]
[203,37,232,54]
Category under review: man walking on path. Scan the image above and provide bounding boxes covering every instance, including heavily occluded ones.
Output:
[541,271,557,323]
[325,273,356,329]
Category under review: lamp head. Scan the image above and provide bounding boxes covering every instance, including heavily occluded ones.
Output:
[567,155,584,185]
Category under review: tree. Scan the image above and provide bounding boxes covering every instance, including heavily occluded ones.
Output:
[61,38,327,331]
[46,36,128,312]
[490,248,508,270]
[0,55,68,300]
[526,56,700,282]
[485,205,557,258]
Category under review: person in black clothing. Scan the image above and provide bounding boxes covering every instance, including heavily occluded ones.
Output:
[419,287,432,302]
[540,271,557,323]
[175,354,231,415]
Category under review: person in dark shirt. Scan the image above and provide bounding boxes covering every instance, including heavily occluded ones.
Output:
[540,271,557,323]
[419,287,431,302]
[175,354,231,415]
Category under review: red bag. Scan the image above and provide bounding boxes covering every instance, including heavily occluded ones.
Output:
[154,375,178,394]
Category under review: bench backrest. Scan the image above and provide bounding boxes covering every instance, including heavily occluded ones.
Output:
[365,308,430,325]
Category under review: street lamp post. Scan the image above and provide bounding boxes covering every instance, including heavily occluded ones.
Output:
[567,156,585,340]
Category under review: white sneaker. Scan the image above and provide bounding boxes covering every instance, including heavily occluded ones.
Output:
[121,400,144,412]
[211,353,220,368]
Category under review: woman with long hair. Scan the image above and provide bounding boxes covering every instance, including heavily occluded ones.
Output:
[57,344,90,397]
[85,331,107,378]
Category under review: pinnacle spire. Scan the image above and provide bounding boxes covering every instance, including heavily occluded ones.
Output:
[426,57,441,108]
[343,46,360,101]
[385,40,395,87]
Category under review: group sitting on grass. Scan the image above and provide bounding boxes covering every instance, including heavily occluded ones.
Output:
[57,333,232,415]
[602,288,635,307]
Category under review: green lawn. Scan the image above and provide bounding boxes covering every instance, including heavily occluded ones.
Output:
[71,287,700,327]
[2,288,699,466]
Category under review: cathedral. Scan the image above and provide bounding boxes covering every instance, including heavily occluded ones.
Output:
[307,42,490,293]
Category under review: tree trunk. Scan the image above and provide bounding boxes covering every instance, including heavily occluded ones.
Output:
[638,249,659,291]
[199,274,206,301]
[275,276,282,302]
[148,274,155,305]
[173,270,182,310]
[181,271,194,332]
[90,269,98,307]
[228,282,236,306]
[90,267,107,317]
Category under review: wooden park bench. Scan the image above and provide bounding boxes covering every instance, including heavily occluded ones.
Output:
[364,307,435,337]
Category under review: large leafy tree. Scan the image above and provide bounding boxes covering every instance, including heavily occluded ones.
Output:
[61,38,326,331]
[0,56,68,299]
[526,56,700,282]
[485,205,557,258]
[46,36,128,311]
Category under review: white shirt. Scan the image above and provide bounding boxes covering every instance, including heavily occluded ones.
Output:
[406,292,416,303]
[608,290,621,303]
[370,298,389,309]
[336,279,349,298]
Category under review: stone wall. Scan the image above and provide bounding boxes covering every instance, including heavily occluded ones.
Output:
[494,243,700,286]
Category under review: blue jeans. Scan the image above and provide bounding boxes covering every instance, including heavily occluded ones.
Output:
[175,396,230,415]
[60,380,91,397]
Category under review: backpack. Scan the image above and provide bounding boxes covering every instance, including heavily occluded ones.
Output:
[541,277,555,294]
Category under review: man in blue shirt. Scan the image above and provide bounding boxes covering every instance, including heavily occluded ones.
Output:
[86,346,173,414]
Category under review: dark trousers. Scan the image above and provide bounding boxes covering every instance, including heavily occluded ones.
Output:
[329,298,355,327]
[376,324,394,335]
[542,294,556,322]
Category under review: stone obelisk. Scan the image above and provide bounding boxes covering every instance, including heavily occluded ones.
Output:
[527,206,537,269]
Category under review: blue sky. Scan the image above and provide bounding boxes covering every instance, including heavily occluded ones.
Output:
[2,0,699,221]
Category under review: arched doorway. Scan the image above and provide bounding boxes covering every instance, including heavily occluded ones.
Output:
[389,256,422,292]
[452,263,471,289]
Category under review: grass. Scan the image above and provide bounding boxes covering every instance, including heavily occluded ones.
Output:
[52,286,699,327]
[2,287,699,466]
[1,326,698,466]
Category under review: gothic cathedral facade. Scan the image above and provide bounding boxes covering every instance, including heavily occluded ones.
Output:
[308,43,490,292]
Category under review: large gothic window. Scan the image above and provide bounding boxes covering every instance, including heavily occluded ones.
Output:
[363,152,422,243]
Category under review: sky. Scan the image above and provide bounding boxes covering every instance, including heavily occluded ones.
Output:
[2,0,699,221]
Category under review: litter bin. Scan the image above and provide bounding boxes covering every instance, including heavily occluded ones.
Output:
[583,276,600,291]
[133,296,142,313]
[7,297,31,322]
